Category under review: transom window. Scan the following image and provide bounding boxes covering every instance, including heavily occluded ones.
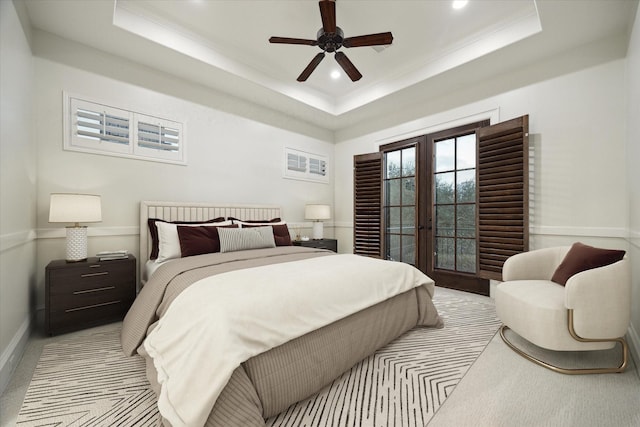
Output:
[64,93,186,165]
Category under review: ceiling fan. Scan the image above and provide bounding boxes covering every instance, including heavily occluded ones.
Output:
[269,0,393,82]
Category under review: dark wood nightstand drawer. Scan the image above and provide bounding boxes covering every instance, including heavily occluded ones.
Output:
[48,267,133,295]
[48,302,131,335]
[45,255,136,335]
[49,284,132,312]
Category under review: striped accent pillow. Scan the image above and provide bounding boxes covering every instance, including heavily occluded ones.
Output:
[218,226,276,253]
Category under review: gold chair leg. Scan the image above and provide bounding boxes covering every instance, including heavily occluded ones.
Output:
[500,310,628,375]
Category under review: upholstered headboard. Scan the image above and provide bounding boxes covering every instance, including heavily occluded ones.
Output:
[139,201,282,280]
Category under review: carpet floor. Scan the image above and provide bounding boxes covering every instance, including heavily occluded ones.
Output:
[15,288,501,426]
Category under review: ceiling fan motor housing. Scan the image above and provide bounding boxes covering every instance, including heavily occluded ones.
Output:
[317,27,344,52]
[269,0,392,81]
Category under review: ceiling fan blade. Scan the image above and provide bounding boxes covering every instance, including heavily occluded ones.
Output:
[335,51,362,81]
[269,36,318,46]
[319,0,336,34]
[297,52,326,82]
[343,32,393,48]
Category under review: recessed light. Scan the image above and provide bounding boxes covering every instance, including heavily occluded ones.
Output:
[331,70,341,79]
[452,0,468,10]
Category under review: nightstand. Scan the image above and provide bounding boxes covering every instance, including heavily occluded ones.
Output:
[293,238,338,253]
[45,255,136,336]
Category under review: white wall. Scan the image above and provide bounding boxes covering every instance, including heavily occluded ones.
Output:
[32,55,335,310]
[626,4,640,373]
[335,60,628,248]
[334,58,636,354]
[0,0,37,393]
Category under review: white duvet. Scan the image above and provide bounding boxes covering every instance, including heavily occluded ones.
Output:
[143,254,435,427]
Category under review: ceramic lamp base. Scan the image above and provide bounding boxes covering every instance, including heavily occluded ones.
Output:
[66,226,88,262]
[312,222,324,240]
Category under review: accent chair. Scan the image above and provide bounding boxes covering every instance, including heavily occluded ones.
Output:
[495,245,630,374]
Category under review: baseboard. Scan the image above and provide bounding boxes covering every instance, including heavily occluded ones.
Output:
[628,323,640,379]
[0,315,31,395]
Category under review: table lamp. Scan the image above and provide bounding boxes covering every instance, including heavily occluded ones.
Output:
[305,204,331,239]
[49,193,102,262]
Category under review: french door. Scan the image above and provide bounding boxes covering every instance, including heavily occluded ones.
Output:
[356,116,528,296]
[380,122,489,295]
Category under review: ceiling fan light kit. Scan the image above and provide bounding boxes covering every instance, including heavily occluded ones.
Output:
[269,0,393,82]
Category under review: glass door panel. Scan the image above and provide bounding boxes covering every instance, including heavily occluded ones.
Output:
[432,132,477,274]
[383,145,416,265]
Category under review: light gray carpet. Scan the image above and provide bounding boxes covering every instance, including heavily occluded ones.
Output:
[429,328,640,427]
[15,288,501,427]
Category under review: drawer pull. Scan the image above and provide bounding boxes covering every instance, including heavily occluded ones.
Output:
[81,272,109,278]
[90,264,101,268]
[65,300,121,312]
[73,286,116,295]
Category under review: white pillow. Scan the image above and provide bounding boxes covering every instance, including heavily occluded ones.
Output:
[218,226,276,253]
[156,220,233,263]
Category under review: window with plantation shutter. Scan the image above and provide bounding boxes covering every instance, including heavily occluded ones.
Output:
[477,115,529,280]
[283,147,329,183]
[353,152,383,258]
[64,93,185,165]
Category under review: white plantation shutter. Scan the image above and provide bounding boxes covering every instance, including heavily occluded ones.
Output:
[64,93,186,165]
[70,98,131,154]
[135,114,184,162]
[309,157,327,176]
[76,109,129,145]
[287,152,307,172]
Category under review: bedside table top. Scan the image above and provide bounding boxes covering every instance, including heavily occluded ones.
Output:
[47,254,136,269]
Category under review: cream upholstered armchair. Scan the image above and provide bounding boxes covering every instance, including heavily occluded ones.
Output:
[495,244,630,374]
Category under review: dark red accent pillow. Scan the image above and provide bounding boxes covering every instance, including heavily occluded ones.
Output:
[551,242,626,285]
[242,224,292,246]
[148,217,226,259]
[177,224,238,258]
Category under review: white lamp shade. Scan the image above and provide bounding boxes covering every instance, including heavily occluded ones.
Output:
[49,193,101,261]
[305,204,331,220]
[49,193,102,224]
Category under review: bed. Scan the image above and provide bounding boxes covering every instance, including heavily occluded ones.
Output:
[121,201,443,427]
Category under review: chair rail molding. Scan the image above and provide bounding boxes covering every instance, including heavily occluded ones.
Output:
[529,225,628,239]
[0,230,37,253]
[36,226,140,239]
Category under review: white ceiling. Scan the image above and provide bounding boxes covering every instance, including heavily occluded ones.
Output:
[22,0,638,133]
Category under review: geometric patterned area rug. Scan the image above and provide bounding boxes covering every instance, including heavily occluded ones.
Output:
[17,288,500,427]
[15,329,159,426]
[266,289,501,427]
